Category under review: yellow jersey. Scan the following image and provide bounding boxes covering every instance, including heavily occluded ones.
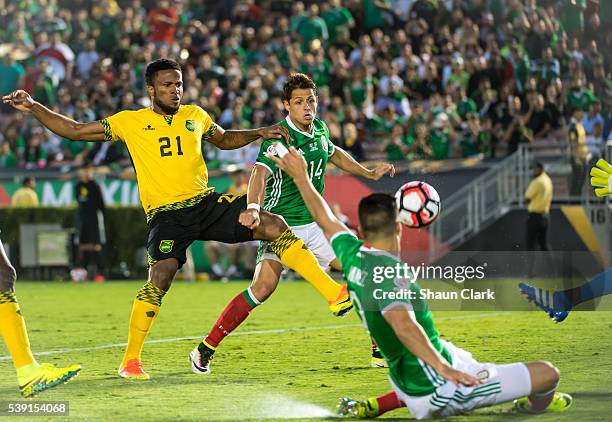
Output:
[101,105,217,221]
[12,187,39,207]
[525,172,553,214]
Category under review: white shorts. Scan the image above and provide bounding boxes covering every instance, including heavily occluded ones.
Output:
[390,340,531,420]
[257,222,336,269]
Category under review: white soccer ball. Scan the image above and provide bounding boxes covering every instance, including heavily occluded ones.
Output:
[395,181,441,228]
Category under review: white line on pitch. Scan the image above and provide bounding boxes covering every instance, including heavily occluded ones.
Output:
[0,313,504,361]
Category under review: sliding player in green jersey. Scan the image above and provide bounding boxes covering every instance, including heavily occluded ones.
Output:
[268,146,572,419]
[190,73,395,373]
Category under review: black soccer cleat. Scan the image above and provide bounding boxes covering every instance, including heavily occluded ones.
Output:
[189,342,215,375]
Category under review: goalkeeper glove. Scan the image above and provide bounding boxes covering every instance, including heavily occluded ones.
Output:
[590,158,612,197]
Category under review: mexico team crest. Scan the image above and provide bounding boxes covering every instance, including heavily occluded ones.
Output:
[321,135,328,152]
[185,120,195,132]
[159,240,174,253]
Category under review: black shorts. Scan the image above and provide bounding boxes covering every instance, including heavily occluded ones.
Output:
[147,192,254,267]
[77,210,106,245]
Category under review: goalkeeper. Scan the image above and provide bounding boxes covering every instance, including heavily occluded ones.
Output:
[519,159,612,322]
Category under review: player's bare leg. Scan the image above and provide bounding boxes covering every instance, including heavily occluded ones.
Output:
[514,361,572,413]
[190,259,283,374]
[0,241,81,396]
[253,211,352,315]
[119,258,178,380]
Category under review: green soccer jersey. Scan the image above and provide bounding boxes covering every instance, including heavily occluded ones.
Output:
[256,117,335,226]
[330,231,452,396]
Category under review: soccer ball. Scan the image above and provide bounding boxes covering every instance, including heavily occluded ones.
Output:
[395,181,441,228]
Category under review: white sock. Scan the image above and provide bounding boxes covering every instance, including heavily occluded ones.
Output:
[212,263,223,275]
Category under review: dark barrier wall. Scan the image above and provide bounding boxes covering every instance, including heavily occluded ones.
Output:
[435,208,604,278]
[0,207,148,277]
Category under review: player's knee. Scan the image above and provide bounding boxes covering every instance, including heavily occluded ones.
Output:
[250,280,277,302]
[546,362,560,385]
[536,360,560,388]
[0,264,16,291]
[149,260,179,291]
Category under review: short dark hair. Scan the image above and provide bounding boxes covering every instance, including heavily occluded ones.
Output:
[358,194,398,239]
[23,176,35,187]
[282,73,317,102]
[532,161,544,171]
[145,59,181,86]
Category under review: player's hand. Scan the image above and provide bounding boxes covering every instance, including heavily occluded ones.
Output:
[267,144,308,180]
[437,365,482,387]
[590,158,612,197]
[369,163,396,180]
[2,90,35,113]
[239,208,261,230]
[258,124,292,143]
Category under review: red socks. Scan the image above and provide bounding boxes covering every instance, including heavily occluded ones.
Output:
[376,391,404,415]
[204,290,258,348]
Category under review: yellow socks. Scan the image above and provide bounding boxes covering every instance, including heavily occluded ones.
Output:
[0,291,37,375]
[269,229,343,303]
[121,283,166,366]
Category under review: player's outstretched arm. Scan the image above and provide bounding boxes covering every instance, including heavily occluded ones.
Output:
[384,307,481,387]
[330,146,395,180]
[590,158,612,197]
[2,90,106,141]
[239,164,271,230]
[207,123,291,150]
[268,145,349,241]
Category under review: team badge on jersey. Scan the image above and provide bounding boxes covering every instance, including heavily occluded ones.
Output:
[185,120,195,132]
[267,144,278,156]
[159,240,174,253]
[321,135,328,152]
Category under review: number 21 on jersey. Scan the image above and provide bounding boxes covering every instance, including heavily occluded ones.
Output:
[159,136,183,157]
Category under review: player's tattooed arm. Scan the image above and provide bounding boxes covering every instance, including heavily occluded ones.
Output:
[268,145,349,241]
[206,123,291,150]
[2,90,106,141]
[330,146,395,180]
[384,307,481,387]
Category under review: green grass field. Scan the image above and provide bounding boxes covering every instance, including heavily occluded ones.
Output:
[1,281,611,421]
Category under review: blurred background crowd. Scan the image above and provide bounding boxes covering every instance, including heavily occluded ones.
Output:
[0,0,610,171]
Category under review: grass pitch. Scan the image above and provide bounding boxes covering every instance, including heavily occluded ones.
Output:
[1,281,611,421]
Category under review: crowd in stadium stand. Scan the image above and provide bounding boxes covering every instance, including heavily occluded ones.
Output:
[0,0,610,171]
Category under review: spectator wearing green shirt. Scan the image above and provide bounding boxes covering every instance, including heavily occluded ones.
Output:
[456,86,477,120]
[429,113,456,160]
[384,125,409,161]
[445,56,470,92]
[289,1,307,33]
[296,4,328,49]
[566,78,598,114]
[363,0,393,30]
[321,0,354,45]
[560,0,586,37]
[0,56,24,97]
[344,65,373,110]
[460,113,483,158]
[405,122,433,160]
[0,142,17,168]
[509,44,530,94]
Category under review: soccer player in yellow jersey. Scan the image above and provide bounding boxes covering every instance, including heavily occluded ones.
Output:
[0,238,81,397]
[3,59,352,380]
